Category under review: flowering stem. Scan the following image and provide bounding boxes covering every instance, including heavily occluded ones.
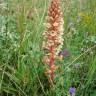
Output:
[43,0,64,85]
[49,46,54,82]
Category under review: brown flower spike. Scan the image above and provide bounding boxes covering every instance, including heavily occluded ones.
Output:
[42,0,64,84]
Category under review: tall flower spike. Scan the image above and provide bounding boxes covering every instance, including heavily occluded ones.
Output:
[42,0,64,84]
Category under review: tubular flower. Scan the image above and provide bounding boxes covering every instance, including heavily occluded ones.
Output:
[69,87,76,96]
[42,0,64,84]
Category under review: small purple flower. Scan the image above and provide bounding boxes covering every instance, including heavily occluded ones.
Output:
[69,87,76,96]
[58,49,70,57]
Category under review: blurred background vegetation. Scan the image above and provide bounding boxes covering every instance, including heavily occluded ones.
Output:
[0,0,96,96]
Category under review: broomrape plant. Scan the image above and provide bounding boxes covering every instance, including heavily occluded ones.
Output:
[42,0,64,84]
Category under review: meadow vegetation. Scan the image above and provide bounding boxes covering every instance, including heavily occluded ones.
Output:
[0,0,96,96]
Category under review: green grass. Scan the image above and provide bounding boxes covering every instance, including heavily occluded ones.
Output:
[0,0,96,96]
